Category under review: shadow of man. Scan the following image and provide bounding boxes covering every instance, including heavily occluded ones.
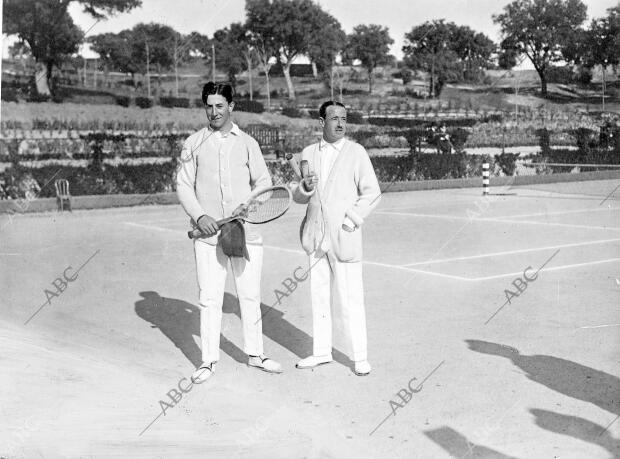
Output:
[466,340,620,416]
[424,426,518,459]
[221,292,353,370]
[134,291,352,371]
[134,291,245,368]
[530,408,620,457]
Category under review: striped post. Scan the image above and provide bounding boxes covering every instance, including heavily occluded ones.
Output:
[482,162,490,195]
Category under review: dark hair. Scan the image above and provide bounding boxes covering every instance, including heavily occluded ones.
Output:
[318,100,346,119]
[201,81,234,105]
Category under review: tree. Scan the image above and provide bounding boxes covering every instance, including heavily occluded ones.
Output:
[307,19,347,100]
[493,0,587,97]
[582,5,620,72]
[579,5,619,110]
[246,0,338,101]
[403,21,459,97]
[212,23,250,91]
[347,24,393,94]
[403,21,495,97]
[130,23,179,96]
[451,26,495,82]
[3,0,141,95]
[89,31,139,85]
[245,0,279,109]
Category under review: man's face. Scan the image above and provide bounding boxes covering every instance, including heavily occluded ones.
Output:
[320,105,346,143]
[205,94,234,130]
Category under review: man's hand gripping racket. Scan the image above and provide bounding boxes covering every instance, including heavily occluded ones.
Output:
[188,185,293,239]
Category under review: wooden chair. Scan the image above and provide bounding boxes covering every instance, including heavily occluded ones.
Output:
[54,179,72,212]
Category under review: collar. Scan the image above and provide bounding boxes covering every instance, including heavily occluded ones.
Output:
[207,122,240,137]
[319,137,345,151]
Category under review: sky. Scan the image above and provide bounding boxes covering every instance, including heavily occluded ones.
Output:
[2,0,618,61]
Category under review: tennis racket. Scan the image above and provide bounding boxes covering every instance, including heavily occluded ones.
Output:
[188,185,292,239]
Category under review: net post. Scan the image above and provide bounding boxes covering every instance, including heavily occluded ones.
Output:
[482,160,490,196]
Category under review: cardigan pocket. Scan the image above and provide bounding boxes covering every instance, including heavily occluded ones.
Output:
[336,225,361,262]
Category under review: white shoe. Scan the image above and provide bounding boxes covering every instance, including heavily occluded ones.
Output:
[354,360,371,376]
[296,354,333,369]
[248,354,283,373]
[191,362,215,384]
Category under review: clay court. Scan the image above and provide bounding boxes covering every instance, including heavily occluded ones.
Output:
[1,178,619,458]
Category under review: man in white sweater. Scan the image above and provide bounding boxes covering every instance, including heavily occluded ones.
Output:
[294,101,381,376]
[176,82,282,383]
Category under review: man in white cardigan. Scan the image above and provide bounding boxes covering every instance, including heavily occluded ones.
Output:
[176,82,282,383]
[294,101,381,376]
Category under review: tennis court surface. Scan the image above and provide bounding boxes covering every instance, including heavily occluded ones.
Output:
[2,178,619,458]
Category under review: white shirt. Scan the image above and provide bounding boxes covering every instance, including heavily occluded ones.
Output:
[318,137,345,195]
[316,137,355,251]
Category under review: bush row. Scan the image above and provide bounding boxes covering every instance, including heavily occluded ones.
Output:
[111,95,266,113]
[4,150,619,200]
[366,115,502,128]
[0,154,486,199]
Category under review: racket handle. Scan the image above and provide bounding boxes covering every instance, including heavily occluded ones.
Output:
[300,160,309,178]
[188,216,238,239]
[286,153,302,180]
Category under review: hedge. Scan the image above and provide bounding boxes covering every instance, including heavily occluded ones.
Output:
[115,95,131,107]
[1,88,19,102]
[2,154,489,199]
[160,96,190,108]
[367,115,502,128]
[135,97,154,109]
[234,99,264,113]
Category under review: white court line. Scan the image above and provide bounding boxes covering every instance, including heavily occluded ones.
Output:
[123,222,620,282]
[376,211,466,221]
[579,324,620,329]
[483,217,620,232]
[492,206,620,220]
[470,257,620,281]
[376,211,620,232]
[123,221,470,281]
[403,238,620,267]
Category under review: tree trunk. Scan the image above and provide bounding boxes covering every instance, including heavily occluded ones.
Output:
[312,62,318,78]
[602,65,606,112]
[264,65,271,110]
[283,63,296,100]
[368,67,373,94]
[174,58,179,97]
[246,55,253,101]
[535,67,548,97]
[156,63,162,97]
[430,59,435,98]
[38,61,53,96]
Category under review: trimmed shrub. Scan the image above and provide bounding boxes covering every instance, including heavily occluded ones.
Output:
[347,111,365,125]
[115,95,131,107]
[235,99,264,113]
[536,128,551,156]
[368,153,487,182]
[135,97,154,109]
[541,148,620,165]
[194,98,204,108]
[28,93,51,103]
[494,152,518,175]
[160,96,190,108]
[1,88,19,102]
[281,106,303,118]
[450,128,470,153]
[569,127,598,153]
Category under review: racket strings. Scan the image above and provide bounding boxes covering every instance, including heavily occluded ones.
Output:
[244,188,290,223]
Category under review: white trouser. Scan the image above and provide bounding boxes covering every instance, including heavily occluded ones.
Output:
[309,249,368,362]
[194,242,264,363]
